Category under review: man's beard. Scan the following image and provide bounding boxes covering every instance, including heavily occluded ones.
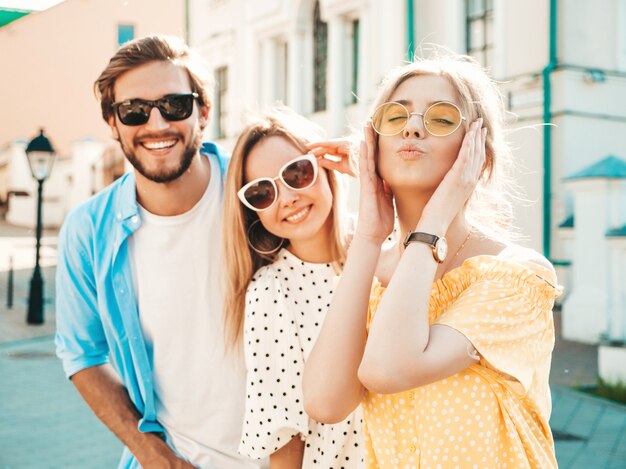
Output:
[120,128,203,183]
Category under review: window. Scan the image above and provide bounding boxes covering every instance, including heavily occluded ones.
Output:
[350,19,360,104]
[313,1,328,112]
[117,24,135,46]
[465,0,494,67]
[214,66,228,139]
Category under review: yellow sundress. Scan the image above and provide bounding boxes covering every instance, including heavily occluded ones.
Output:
[363,254,562,469]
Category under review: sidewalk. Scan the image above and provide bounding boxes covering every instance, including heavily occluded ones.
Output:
[1,221,626,468]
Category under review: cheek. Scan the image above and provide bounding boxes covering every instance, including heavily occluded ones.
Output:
[314,173,335,213]
[377,139,395,179]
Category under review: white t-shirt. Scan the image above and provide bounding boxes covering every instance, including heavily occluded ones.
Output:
[130,155,261,469]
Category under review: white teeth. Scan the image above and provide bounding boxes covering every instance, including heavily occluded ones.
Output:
[143,139,176,150]
[286,206,310,222]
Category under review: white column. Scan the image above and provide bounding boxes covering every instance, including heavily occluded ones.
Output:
[561,178,610,343]
[287,27,305,113]
[607,238,626,341]
[357,12,370,111]
[260,38,277,108]
[6,141,34,227]
[372,0,405,80]
[70,138,105,209]
[326,13,346,136]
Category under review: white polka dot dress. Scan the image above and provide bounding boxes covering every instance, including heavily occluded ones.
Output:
[239,248,364,468]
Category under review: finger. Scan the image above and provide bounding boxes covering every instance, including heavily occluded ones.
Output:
[309,146,343,159]
[363,123,377,178]
[471,119,484,176]
[358,140,368,179]
[318,157,354,176]
[307,139,350,154]
[453,120,476,174]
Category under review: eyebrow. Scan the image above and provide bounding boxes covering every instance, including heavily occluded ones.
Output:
[392,99,458,107]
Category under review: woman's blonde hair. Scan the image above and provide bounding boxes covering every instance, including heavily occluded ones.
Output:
[223,107,348,351]
[371,51,521,240]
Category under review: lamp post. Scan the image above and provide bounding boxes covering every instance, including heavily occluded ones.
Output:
[25,128,56,325]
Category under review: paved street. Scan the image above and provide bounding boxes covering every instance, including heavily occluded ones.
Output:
[1,220,625,468]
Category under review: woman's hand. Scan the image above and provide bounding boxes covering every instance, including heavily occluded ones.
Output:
[307,138,358,177]
[354,123,395,245]
[421,119,487,232]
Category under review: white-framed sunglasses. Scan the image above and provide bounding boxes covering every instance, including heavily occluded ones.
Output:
[237,153,319,212]
[371,101,467,137]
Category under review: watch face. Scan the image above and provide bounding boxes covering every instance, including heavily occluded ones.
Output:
[435,237,448,262]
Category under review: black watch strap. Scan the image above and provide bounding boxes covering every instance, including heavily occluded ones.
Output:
[403,231,438,249]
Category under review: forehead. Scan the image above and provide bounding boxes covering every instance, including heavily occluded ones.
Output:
[245,135,303,181]
[389,74,459,106]
[113,60,192,102]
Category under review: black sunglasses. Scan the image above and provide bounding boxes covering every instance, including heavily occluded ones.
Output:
[111,93,199,126]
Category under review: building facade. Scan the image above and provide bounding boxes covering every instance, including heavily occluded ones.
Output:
[0,0,185,226]
[191,0,626,375]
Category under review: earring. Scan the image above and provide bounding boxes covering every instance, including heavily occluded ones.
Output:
[247,219,284,256]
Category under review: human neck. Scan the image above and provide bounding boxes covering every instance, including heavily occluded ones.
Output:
[394,188,471,250]
[135,154,211,216]
[286,217,335,264]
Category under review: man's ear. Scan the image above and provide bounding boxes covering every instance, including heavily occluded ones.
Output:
[199,104,210,131]
[108,115,119,141]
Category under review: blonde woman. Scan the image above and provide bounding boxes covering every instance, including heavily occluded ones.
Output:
[223,108,363,468]
[304,55,562,468]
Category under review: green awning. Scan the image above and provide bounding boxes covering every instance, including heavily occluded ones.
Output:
[0,9,30,28]
[565,155,626,180]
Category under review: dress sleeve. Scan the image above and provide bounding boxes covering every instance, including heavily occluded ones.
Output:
[54,210,109,378]
[435,259,560,394]
[238,267,309,459]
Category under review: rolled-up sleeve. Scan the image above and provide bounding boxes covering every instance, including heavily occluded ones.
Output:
[55,211,109,378]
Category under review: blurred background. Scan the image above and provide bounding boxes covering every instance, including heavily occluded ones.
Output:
[0,0,625,467]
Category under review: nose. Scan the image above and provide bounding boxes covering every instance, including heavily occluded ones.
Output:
[402,112,425,139]
[277,182,300,207]
[144,106,170,131]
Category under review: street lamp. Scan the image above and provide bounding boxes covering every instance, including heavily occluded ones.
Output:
[25,128,56,324]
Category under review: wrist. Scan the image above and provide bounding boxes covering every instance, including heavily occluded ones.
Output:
[414,220,447,237]
[352,231,386,248]
[134,433,174,465]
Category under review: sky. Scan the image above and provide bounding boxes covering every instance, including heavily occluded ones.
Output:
[0,0,64,11]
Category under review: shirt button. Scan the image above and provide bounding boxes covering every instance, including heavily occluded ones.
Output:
[407,444,416,454]
[408,391,416,400]
[131,215,139,224]
[117,212,122,220]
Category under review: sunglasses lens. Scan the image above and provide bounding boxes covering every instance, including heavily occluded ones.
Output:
[243,180,276,210]
[372,102,408,136]
[159,95,195,121]
[117,102,151,126]
[115,95,195,126]
[424,102,462,136]
[282,158,316,190]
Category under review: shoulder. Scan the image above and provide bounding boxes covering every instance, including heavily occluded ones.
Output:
[461,244,560,298]
[60,174,133,246]
[497,244,556,277]
[201,141,230,175]
[246,260,286,301]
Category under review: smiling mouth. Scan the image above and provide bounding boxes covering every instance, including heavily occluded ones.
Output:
[284,205,311,223]
[140,139,178,151]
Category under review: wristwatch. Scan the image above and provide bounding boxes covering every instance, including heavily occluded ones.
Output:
[403,232,448,263]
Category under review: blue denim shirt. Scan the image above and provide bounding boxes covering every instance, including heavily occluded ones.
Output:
[55,143,230,468]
